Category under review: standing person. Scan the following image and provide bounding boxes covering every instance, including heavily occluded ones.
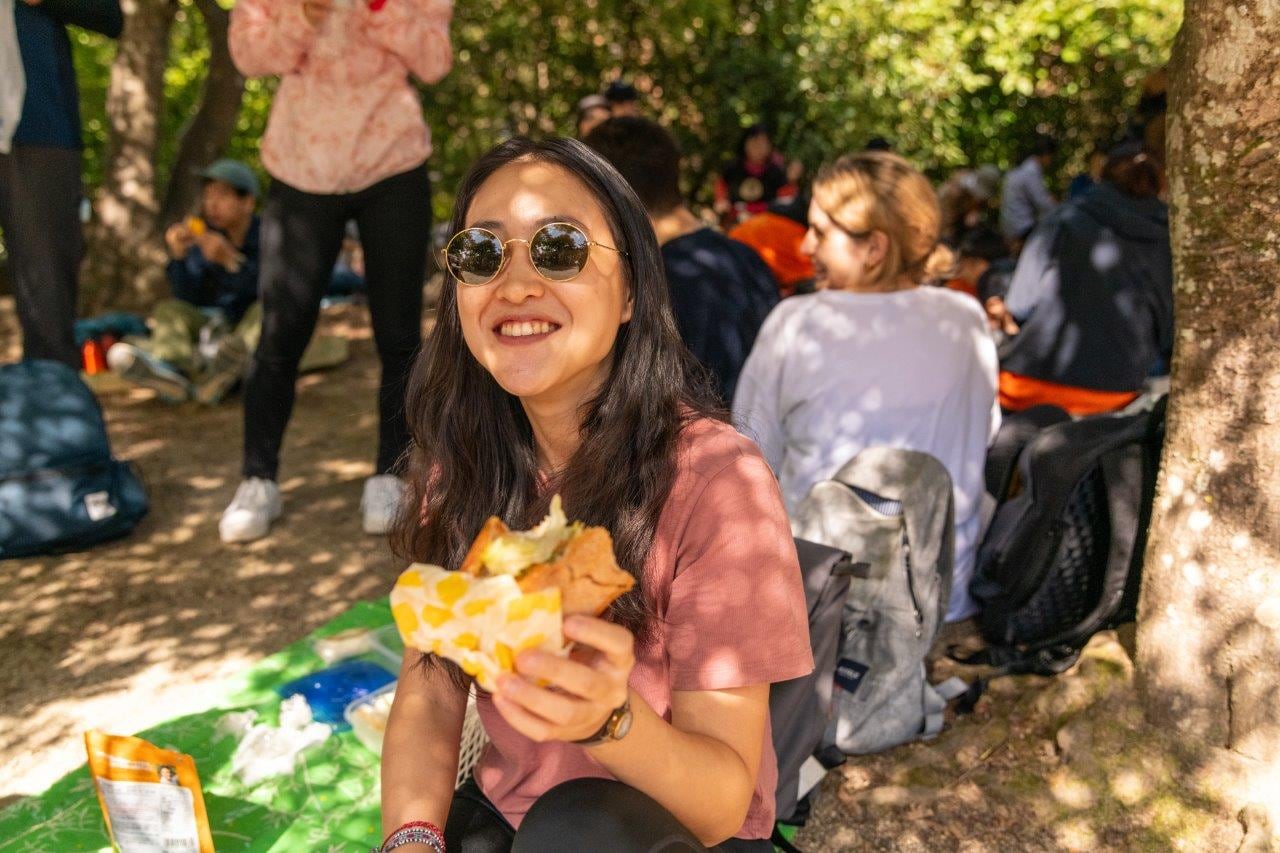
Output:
[0,0,122,367]
[222,0,453,543]
[380,136,811,852]
[734,151,1000,623]
[999,133,1059,248]
[583,117,779,405]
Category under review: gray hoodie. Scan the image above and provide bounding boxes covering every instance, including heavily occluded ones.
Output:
[1000,181,1173,393]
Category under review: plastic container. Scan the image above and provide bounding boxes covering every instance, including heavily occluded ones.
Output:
[345,681,396,753]
[345,683,489,789]
[369,623,406,671]
[277,659,396,730]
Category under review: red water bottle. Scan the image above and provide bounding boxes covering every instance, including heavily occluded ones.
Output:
[82,339,107,375]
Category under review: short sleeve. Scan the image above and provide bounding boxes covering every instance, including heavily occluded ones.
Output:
[665,450,814,692]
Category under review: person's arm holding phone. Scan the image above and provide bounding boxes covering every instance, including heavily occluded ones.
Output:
[228,0,322,78]
[360,0,453,85]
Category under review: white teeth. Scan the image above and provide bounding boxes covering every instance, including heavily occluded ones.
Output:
[499,321,555,337]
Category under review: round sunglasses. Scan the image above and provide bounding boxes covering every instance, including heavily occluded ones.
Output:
[442,222,626,286]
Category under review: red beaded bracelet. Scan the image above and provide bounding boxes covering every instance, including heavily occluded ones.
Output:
[379,820,445,851]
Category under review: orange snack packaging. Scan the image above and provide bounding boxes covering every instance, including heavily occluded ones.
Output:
[85,730,215,853]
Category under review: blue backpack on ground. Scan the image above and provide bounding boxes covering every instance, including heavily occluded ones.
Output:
[0,360,149,558]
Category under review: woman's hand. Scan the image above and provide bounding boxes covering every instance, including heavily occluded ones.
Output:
[492,615,634,743]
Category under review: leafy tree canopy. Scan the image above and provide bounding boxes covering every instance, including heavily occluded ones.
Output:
[72,0,1180,220]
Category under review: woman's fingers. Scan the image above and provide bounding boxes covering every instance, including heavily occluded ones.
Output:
[561,616,634,671]
[497,675,581,725]
[491,690,559,743]
[514,650,611,703]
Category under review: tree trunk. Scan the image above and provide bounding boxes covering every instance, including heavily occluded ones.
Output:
[1135,0,1280,828]
[159,0,245,227]
[82,0,176,313]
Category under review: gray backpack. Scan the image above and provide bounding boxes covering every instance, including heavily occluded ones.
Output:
[791,447,967,755]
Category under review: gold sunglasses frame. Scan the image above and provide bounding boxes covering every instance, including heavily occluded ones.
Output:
[441,222,627,286]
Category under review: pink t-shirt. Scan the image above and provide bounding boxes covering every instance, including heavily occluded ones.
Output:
[229,0,453,195]
[473,418,814,840]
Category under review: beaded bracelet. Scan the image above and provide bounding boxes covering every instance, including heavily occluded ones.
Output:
[372,820,445,853]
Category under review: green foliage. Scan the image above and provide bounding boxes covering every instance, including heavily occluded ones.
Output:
[72,0,1180,217]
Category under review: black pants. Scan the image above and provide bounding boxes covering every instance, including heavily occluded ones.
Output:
[0,146,84,368]
[242,165,431,480]
[445,778,773,853]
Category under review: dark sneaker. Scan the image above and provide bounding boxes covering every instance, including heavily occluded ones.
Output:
[193,334,250,406]
[106,342,192,403]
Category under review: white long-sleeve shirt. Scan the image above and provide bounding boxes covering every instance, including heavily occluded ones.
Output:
[733,287,1000,621]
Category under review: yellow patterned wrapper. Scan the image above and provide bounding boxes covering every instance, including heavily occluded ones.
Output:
[389,563,565,692]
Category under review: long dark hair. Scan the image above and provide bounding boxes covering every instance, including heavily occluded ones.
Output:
[391,137,722,642]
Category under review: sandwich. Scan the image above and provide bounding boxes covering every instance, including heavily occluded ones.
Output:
[390,496,634,690]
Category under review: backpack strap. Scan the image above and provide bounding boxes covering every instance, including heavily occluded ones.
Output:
[921,676,971,737]
[946,643,1081,677]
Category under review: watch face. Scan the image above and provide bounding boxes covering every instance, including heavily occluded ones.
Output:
[611,708,634,741]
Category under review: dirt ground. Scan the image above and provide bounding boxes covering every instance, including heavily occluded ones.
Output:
[0,297,1248,850]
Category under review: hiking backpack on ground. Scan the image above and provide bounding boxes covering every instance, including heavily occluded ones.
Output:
[966,397,1167,675]
[1,360,149,558]
[791,447,967,756]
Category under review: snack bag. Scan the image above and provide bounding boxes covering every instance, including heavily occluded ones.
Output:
[85,730,215,853]
[390,495,635,692]
[185,216,206,237]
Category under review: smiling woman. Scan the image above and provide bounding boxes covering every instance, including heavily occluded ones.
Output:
[380,137,813,853]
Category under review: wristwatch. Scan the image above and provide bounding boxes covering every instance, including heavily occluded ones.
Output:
[572,697,633,746]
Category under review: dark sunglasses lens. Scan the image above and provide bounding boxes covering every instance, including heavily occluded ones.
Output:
[530,224,590,281]
[447,229,504,285]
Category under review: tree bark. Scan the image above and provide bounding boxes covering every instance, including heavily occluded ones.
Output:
[82,0,177,312]
[159,0,245,227]
[1136,0,1280,824]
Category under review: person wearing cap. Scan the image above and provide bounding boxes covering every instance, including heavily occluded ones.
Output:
[0,0,123,368]
[604,80,640,117]
[107,159,263,404]
[107,159,346,405]
[575,94,611,138]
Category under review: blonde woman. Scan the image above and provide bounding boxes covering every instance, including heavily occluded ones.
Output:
[734,151,1000,622]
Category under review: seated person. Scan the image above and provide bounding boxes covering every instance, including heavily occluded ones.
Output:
[988,142,1172,416]
[939,227,1008,301]
[584,117,780,404]
[734,151,1000,623]
[327,221,367,299]
[108,159,345,404]
[381,136,811,851]
[728,195,815,298]
[574,93,611,138]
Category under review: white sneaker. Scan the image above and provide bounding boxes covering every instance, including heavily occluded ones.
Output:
[106,342,192,403]
[361,475,406,535]
[219,477,282,543]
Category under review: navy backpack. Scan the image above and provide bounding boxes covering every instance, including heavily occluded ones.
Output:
[1,360,149,558]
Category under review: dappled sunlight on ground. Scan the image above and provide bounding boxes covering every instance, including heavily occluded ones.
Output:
[0,304,418,801]
[793,629,1240,851]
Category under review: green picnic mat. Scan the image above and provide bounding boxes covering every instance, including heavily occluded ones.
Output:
[0,600,398,852]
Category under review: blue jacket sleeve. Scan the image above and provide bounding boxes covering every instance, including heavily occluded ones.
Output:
[166,250,213,306]
[37,0,123,38]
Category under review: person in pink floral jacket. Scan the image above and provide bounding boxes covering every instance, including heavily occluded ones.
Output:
[221,0,452,544]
